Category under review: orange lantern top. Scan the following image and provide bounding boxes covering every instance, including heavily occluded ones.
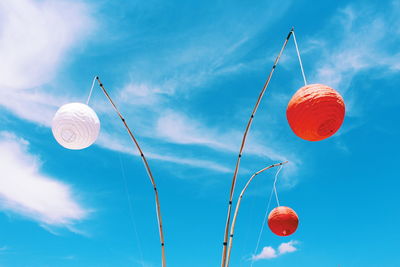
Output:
[286,84,345,141]
[268,206,299,236]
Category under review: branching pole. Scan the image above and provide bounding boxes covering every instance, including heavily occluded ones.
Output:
[96,77,166,267]
[220,28,294,267]
[225,161,288,267]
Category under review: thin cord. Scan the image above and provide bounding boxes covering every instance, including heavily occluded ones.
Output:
[250,185,275,267]
[118,154,145,266]
[86,76,97,105]
[272,165,283,207]
[250,165,284,267]
[96,77,166,267]
[292,30,307,86]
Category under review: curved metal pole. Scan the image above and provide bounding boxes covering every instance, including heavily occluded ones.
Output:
[225,161,288,267]
[96,77,166,267]
[220,28,294,267]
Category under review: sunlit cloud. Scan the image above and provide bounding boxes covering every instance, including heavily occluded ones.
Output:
[252,246,277,260]
[0,0,95,126]
[96,131,232,173]
[252,240,299,261]
[278,240,299,255]
[308,2,400,117]
[0,131,89,229]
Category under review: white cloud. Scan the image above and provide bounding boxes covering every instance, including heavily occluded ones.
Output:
[308,2,400,116]
[89,109,295,175]
[0,0,93,89]
[278,240,298,255]
[96,131,232,173]
[0,90,68,127]
[252,246,277,260]
[115,1,292,105]
[88,92,295,175]
[117,82,172,107]
[252,240,299,261]
[154,110,300,182]
[0,0,294,175]
[99,2,296,171]
[0,131,88,228]
[147,152,231,173]
[155,110,289,162]
[0,0,94,126]
[155,111,231,150]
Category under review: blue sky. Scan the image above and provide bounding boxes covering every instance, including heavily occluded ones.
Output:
[0,0,399,266]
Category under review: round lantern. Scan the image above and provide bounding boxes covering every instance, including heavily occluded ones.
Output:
[268,206,299,236]
[52,103,100,150]
[286,84,345,141]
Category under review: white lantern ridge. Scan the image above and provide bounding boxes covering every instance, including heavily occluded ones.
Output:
[52,103,100,150]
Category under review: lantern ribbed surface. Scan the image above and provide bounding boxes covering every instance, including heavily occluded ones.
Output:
[268,206,299,237]
[52,103,100,150]
[286,84,345,141]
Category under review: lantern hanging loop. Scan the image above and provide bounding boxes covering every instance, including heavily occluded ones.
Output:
[86,76,97,105]
[291,29,307,86]
[273,164,283,207]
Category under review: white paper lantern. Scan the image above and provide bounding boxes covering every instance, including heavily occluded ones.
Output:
[52,102,100,150]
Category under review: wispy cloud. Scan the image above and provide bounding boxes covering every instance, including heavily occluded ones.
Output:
[156,111,292,161]
[120,0,292,96]
[0,0,295,175]
[0,131,89,229]
[155,111,235,151]
[0,0,94,126]
[87,93,301,180]
[153,111,300,182]
[252,240,299,261]
[61,255,76,261]
[0,246,9,254]
[96,131,232,173]
[117,82,171,107]
[308,2,400,116]
[99,2,299,174]
[0,90,68,127]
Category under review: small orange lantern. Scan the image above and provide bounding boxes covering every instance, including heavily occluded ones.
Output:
[268,206,299,236]
[286,84,345,141]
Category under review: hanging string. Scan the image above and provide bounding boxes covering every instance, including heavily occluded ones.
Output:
[86,76,97,105]
[292,30,307,86]
[272,165,283,207]
[250,164,284,267]
[118,154,145,267]
[250,183,275,267]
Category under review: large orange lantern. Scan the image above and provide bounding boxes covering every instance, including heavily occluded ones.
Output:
[286,84,345,141]
[268,206,299,236]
